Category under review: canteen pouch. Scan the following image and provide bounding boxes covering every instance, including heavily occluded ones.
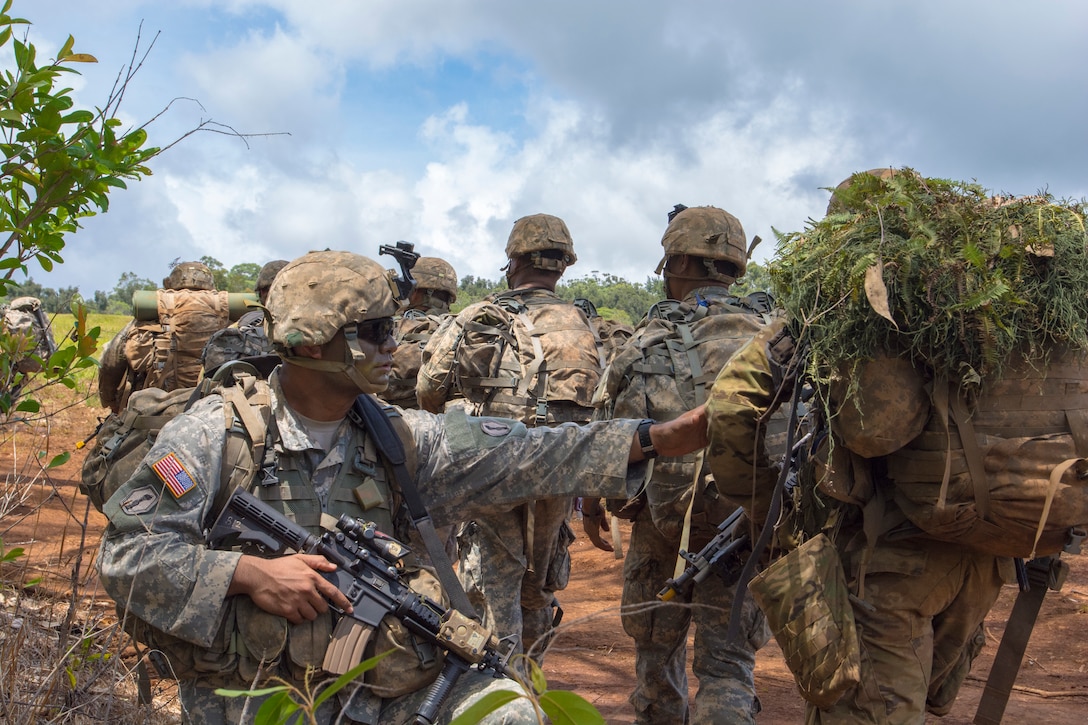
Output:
[748,533,861,708]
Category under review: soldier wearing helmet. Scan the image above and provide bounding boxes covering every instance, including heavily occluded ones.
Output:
[96,248,711,724]
[98,261,229,412]
[584,204,777,725]
[417,214,606,667]
[384,256,460,410]
[163,261,217,291]
[254,259,289,305]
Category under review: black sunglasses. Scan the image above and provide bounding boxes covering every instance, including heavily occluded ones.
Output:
[355,318,396,345]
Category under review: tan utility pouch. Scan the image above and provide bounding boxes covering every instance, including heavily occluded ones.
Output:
[748,533,861,708]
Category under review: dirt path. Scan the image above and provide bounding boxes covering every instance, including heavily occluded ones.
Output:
[3,392,1088,723]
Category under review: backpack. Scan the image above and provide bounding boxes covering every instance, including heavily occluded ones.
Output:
[124,289,234,393]
[80,360,276,516]
[781,338,1088,560]
[385,309,450,409]
[596,294,777,532]
[1,296,57,373]
[421,290,603,424]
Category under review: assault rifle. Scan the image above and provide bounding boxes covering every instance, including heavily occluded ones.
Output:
[208,488,514,725]
[657,507,748,601]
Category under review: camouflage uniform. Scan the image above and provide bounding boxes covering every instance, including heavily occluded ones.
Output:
[97,369,646,725]
[384,256,458,410]
[417,285,602,663]
[706,319,1013,724]
[595,287,773,725]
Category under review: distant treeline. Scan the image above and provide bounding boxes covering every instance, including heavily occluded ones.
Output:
[2,255,771,324]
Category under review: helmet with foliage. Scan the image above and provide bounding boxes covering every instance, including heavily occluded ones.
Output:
[163,262,216,291]
[412,256,458,302]
[504,213,577,271]
[255,259,289,299]
[826,167,908,214]
[655,205,748,279]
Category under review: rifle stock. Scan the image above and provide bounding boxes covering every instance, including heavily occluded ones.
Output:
[208,488,513,724]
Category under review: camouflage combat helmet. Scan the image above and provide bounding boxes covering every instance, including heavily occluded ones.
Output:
[655,205,748,279]
[265,250,401,393]
[825,167,905,214]
[504,213,577,271]
[266,251,399,348]
[412,256,458,302]
[255,259,289,300]
[163,261,216,291]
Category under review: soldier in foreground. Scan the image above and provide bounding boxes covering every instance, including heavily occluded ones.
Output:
[417,214,605,664]
[585,205,773,724]
[95,250,709,724]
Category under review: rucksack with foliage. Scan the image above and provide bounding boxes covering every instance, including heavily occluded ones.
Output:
[769,171,1088,560]
[594,293,777,532]
[123,289,235,394]
[419,289,604,424]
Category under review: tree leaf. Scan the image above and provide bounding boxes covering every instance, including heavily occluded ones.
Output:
[540,690,606,725]
[447,690,524,725]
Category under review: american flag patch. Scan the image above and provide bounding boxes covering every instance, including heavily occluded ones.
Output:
[151,453,196,499]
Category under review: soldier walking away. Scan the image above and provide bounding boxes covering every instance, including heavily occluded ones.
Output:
[97,261,238,413]
[383,255,459,410]
[585,204,775,725]
[707,169,1088,724]
[93,249,710,724]
[417,214,605,665]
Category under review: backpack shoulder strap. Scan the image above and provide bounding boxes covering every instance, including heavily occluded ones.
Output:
[351,393,478,619]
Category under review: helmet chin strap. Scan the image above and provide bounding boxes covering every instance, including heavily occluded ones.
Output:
[283,323,387,395]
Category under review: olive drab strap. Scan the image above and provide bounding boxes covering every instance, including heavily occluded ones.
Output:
[351,393,479,620]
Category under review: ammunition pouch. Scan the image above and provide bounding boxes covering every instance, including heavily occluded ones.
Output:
[748,534,861,708]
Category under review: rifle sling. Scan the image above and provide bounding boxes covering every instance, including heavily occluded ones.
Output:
[973,563,1049,725]
[352,394,479,620]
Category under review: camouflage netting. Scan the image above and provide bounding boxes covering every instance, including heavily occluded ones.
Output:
[770,169,1088,390]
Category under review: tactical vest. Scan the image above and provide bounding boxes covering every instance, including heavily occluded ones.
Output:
[126,398,445,699]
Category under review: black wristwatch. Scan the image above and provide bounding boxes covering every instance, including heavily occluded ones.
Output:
[637,418,658,458]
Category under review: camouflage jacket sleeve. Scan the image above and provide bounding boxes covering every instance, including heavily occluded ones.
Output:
[705,318,788,523]
[415,310,467,413]
[96,396,242,648]
[400,407,646,525]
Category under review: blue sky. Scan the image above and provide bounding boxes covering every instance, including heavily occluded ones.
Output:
[22,0,1088,297]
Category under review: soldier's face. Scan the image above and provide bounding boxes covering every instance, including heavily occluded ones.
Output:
[350,320,398,389]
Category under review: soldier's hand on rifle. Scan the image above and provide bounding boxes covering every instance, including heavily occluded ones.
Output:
[581,497,613,552]
[229,553,354,625]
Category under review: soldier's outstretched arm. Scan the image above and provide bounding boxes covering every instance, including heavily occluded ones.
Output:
[629,404,708,461]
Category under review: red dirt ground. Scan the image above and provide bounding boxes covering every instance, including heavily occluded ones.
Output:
[3,389,1087,723]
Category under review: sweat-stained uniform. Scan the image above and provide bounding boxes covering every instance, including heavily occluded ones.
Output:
[706,319,1013,725]
[594,287,773,725]
[97,370,645,725]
